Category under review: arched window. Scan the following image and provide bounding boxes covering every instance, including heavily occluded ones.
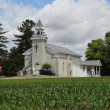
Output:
[35,44,39,52]
[63,62,65,72]
[83,66,85,71]
[36,63,39,65]
[37,30,40,35]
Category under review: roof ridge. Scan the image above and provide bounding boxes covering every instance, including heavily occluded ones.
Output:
[47,43,82,57]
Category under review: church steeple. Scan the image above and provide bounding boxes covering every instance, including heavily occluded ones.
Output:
[32,20,47,40]
[31,20,47,73]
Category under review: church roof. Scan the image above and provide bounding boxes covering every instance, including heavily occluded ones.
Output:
[23,48,32,55]
[23,44,82,57]
[82,60,102,66]
[46,44,82,57]
[36,20,43,27]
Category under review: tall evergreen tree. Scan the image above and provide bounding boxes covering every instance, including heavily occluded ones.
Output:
[7,19,36,76]
[13,19,36,53]
[0,23,8,59]
[7,47,24,76]
[0,23,9,76]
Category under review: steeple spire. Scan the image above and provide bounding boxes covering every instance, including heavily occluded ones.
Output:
[36,20,43,27]
[32,20,48,40]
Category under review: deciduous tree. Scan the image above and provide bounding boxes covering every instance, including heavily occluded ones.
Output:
[85,32,110,76]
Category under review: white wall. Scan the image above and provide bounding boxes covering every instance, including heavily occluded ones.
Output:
[73,62,88,77]
[58,58,68,77]
[45,51,57,75]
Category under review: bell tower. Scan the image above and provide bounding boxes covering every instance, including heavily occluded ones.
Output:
[31,20,47,74]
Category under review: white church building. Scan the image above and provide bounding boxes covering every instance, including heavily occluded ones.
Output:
[22,20,102,77]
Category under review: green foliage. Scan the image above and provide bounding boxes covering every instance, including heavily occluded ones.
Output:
[85,33,110,76]
[42,63,52,70]
[0,23,8,59]
[0,19,36,76]
[86,39,105,60]
[41,63,53,75]
[40,70,54,76]
[13,19,36,53]
[105,31,110,38]
[0,23,9,76]
[0,78,110,109]
[8,47,24,76]
[0,23,8,48]
[4,19,36,76]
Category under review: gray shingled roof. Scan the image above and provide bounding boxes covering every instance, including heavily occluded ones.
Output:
[23,48,32,55]
[82,60,102,66]
[23,44,82,57]
[46,44,82,57]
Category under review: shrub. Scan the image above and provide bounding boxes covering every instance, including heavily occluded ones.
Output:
[40,63,54,76]
[42,63,52,70]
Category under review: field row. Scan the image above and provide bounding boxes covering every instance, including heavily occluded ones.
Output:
[0,78,110,109]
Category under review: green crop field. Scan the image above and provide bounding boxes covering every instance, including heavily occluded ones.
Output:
[0,77,110,110]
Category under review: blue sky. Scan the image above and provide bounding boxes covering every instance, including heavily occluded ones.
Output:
[6,0,110,9]
[6,0,55,9]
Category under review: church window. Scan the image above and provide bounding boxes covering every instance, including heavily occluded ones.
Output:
[37,30,40,35]
[36,63,39,65]
[25,55,29,60]
[70,70,72,75]
[63,62,65,72]
[83,66,85,71]
[69,63,71,68]
[35,44,39,52]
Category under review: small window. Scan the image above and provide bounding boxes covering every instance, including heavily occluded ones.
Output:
[25,55,29,60]
[70,70,72,75]
[37,30,40,35]
[35,44,39,52]
[83,66,85,71]
[69,63,71,66]
[36,63,39,65]
[69,63,71,69]
[63,62,65,72]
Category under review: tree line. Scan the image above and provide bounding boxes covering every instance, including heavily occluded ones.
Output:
[0,19,110,76]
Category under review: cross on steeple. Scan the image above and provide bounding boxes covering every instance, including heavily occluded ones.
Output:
[34,44,39,52]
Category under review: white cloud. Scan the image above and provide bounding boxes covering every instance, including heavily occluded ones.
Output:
[0,0,110,59]
[0,0,38,49]
[38,0,110,58]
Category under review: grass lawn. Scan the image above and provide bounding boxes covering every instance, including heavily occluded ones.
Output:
[0,77,110,109]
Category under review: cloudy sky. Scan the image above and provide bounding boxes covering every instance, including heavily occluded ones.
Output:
[0,0,110,59]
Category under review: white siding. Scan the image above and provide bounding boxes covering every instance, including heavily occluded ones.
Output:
[46,52,57,75]
[73,62,88,77]
[58,58,68,77]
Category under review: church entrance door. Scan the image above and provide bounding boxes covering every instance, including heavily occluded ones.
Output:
[35,64,40,75]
